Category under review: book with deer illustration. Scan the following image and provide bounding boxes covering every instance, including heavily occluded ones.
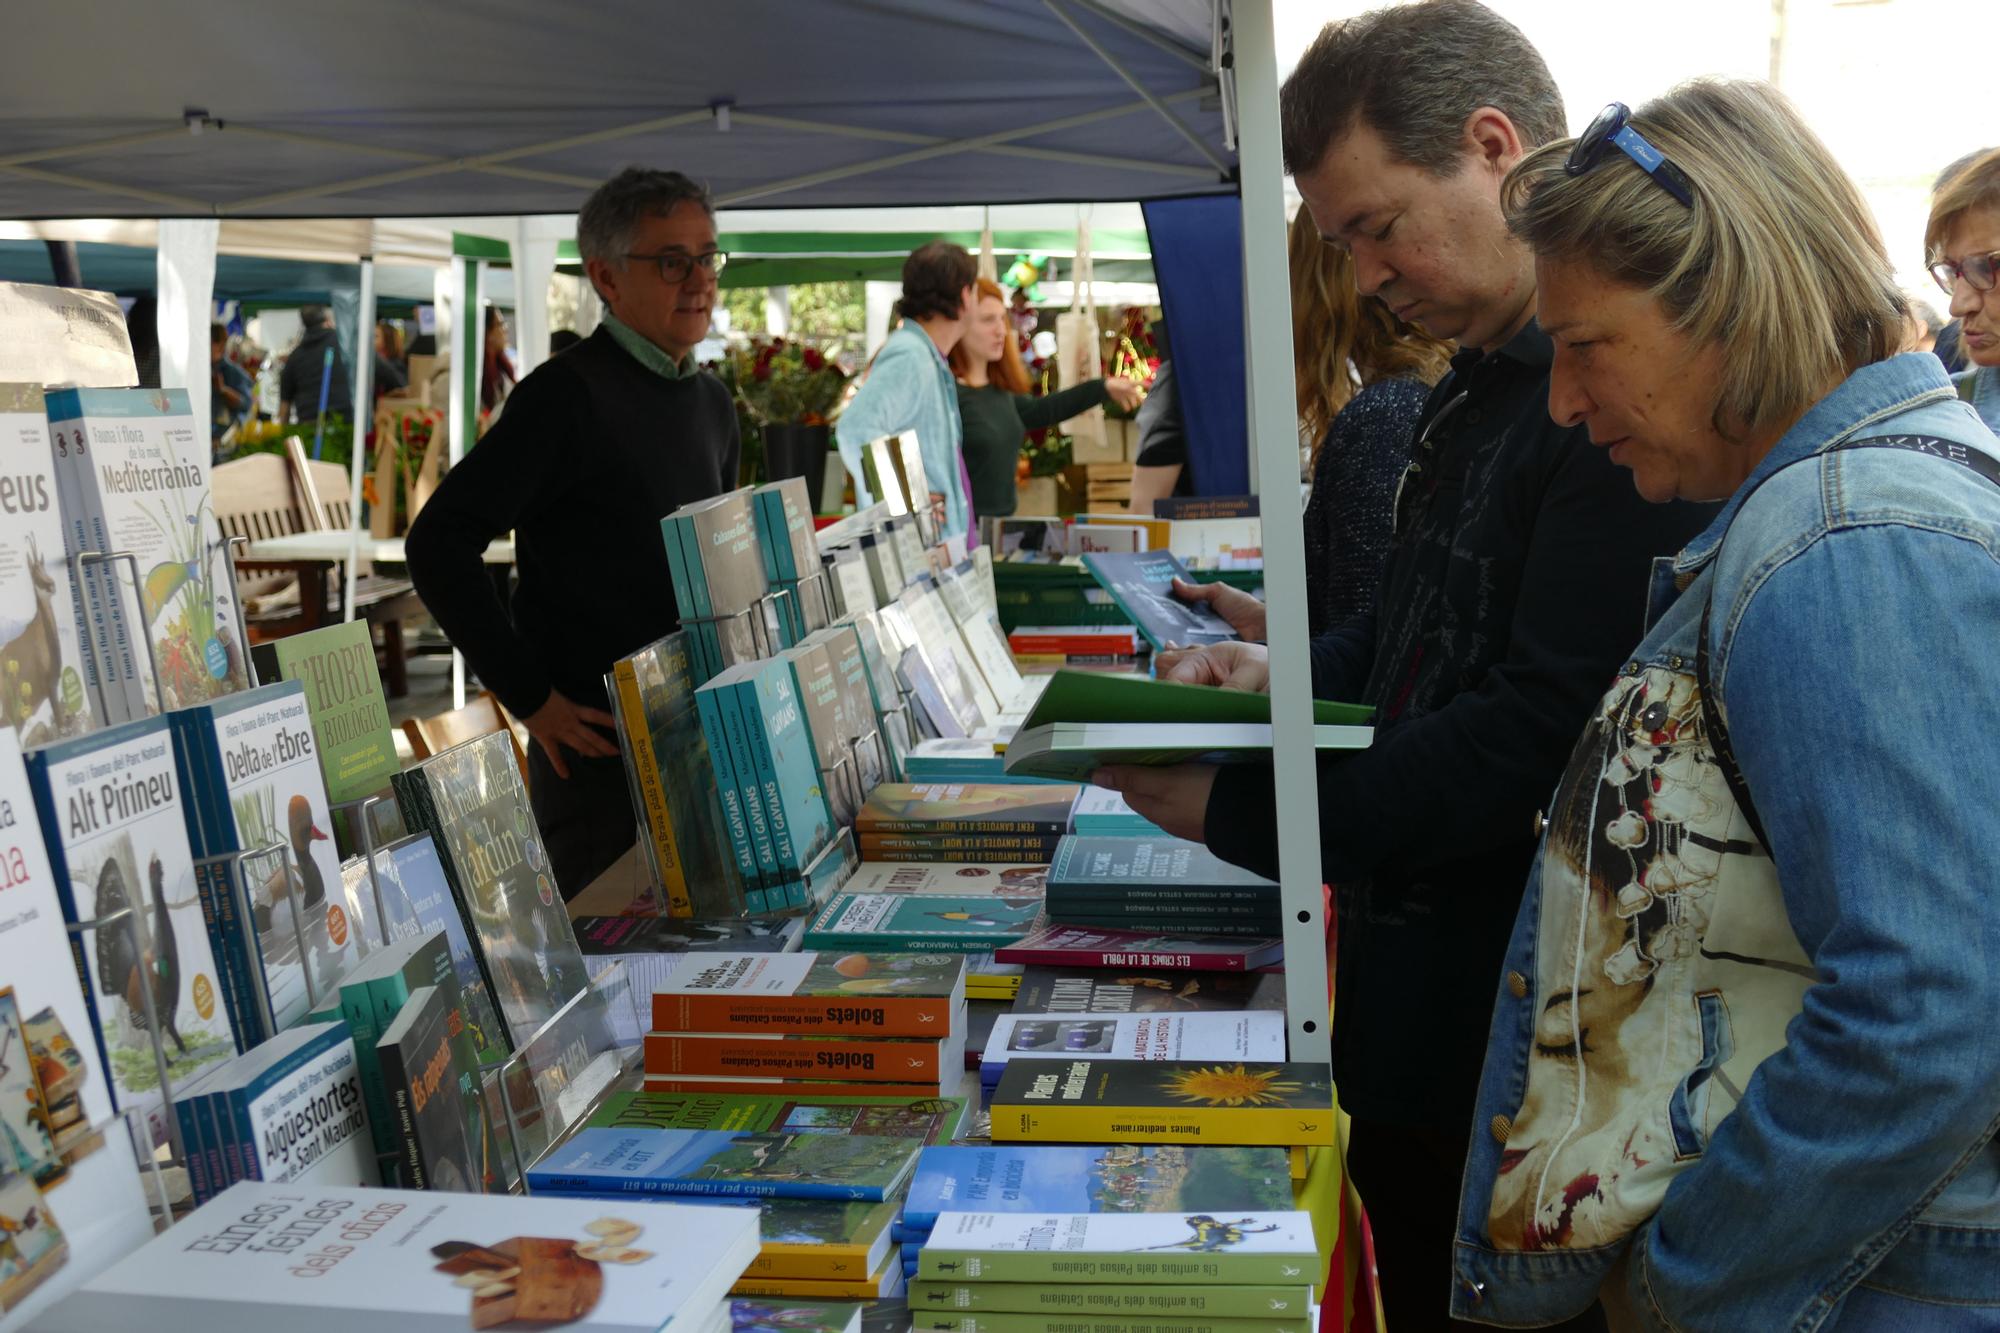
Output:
[988,1058,1336,1147]
[586,1090,972,1146]
[526,1127,919,1203]
[391,731,590,1050]
[43,386,250,718]
[42,1180,761,1333]
[170,680,366,1041]
[0,384,95,746]
[898,1145,1293,1233]
[914,1210,1318,1287]
[261,620,398,808]
[0,726,153,1328]
[363,832,507,1066]
[754,477,833,647]
[22,714,237,1149]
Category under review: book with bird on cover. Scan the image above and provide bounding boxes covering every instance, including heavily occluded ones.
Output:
[22,714,237,1149]
[43,386,250,719]
[391,731,590,1051]
[0,383,95,746]
[172,680,368,1042]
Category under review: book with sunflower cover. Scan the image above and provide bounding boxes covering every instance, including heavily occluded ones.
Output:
[986,1058,1335,1146]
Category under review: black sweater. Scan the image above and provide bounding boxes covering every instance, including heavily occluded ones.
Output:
[956,379,1111,517]
[406,327,740,720]
[1204,322,1714,1128]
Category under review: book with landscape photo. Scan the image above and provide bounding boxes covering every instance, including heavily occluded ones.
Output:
[978,1011,1285,1088]
[0,384,95,746]
[587,1089,972,1145]
[915,1210,1317,1287]
[650,952,965,1036]
[392,731,590,1048]
[527,1127,919,1203]
[856,784,1079,837]
[42,1180,760,1333]
[804,893,1044,954]
[898,1144,1293,1233]
[989,1057,1335,1146]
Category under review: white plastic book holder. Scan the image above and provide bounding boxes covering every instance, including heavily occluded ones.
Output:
[69,534,258,718]
[498,958,641,1188]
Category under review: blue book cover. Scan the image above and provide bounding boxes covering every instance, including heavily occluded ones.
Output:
[711,665,784,905]
[743,658,835,896]
[1078,551,1235,653]
[1049,835,1279,895]
[695,679,769,914]
[727,665,799,904]
[898,1144,1295,1232]
[661,511,717,683]
[526,1127,919,1202]
[750,489,802,648]
[369,832,507,1064]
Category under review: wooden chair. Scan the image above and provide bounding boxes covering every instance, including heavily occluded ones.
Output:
[400,690,531,784]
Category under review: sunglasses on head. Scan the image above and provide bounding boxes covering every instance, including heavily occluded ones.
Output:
[1565,103,1695,208]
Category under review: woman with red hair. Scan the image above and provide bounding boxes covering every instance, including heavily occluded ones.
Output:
[950,276,1141,517]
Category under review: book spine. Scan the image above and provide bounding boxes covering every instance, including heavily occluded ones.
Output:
[41,401,112,722]
[612,662,694,916]
[373,1032,427,1189]
[642,1033,948,1083]
[716,677,782,905]
[1047,888,1281,909]
[529,1173,884,1202]
[648,993,958,1037]
[174,1093,210,1203]
[740,1246,879,1280]
[994,943,1254,971]
[914,1249,1315,1288]
[988,1100,1334,1146]
[21,749,121,1111]
[731,673,802,887]
[802,930,1014,955]
[909,1281,1314,1318]
[639,1076,943,1099]
[340,980,397,1158]
[1045,916,1282,938]
[911,1311,1312,1333]
[223,1086,261,1183]
[71,424,150,716]
[197,1091,234,1193]
[695,684,768,914]
[857,818,1071,836]
[859,835,1061,852]
[728,1273,891,1300]
[189,859,248,1052]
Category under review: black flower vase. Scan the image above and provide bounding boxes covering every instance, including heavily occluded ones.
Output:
[763,422,833,509]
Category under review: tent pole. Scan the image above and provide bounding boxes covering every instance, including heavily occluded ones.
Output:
[1044,1,1231,177]
[1231,0,1330,1064]
[343,256,375,623]
[450,257,484,711]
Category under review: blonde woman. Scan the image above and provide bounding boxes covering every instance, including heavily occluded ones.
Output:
[1926,146,2000,432]
[1452,81,2000,1329]
[1289,206,1454,634]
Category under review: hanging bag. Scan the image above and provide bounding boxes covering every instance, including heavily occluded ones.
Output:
[1054,212,1109,456]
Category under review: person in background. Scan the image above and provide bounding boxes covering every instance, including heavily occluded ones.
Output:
[1098,6,1712,1327]
[374,319,408,399]
[950,275,1141,518]
[278,304,352,425]
[406,167,738,896]
[1454,78,2000,1331]
[1926,145,2000,433]
[836,240,977,541]
[124,295,161,389]
[481,306,516,414]
[549,328,583,357]
[1907,297,1945,355]
[1127,321,1190,514]
[1289,206,1454,634]
[210,321,253,450]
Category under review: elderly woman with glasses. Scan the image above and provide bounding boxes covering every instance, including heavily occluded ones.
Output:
[1447,81,2000,1331]
[1929,147,2000,433]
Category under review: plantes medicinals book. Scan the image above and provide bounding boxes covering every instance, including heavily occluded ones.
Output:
[914,1210,1317,1285]
[44,387,250,718]
[43,1181,762,1333]
[0,384,94,746]
[0,726,152,1330]
[23,715,237,1149]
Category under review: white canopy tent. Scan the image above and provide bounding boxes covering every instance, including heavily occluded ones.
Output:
[0,0,1328,1059]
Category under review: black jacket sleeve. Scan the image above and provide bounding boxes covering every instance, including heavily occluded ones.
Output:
[1206,437,1689,883]
[404,364,581,719]
[1015,381,1111,432]
[1308,614,1376,703]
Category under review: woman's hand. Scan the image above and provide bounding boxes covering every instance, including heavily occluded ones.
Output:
[1153,641,1271,693]
[1105,377,1144,411]
[1171,576,1267,643]
[1091,764,1220,842]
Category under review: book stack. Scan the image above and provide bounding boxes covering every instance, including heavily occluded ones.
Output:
[47,1181,761,1333]
[1046,835,1283,939]
[584,1088,974,1147]
[977,1009,1287,1105]
[726,1199,904,1302]
[963,956,1023,1003]
[640,952,967,1100]
[853,782,1080,865]
[909,1210,1319,1331]
[1005,624,1144,674]
[997,923,1284,973]
[893,1144,1297,1288]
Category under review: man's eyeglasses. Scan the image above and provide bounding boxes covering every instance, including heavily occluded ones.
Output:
[625,249,729,283]
[1565,102,1694,209]
[1930,250,2000,296]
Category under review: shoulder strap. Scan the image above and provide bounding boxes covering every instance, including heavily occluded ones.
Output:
[1959,374,1978,404]
[1696,433,1999,852]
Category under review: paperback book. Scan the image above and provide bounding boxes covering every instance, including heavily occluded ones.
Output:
[989,1059,1336,1147]
[978,1012,1285,1087]
[259,620,398,809]
[754,477,833,647]
[799,623,891,795]
[912,1315,1310,1333]
[527,1128,920,1202]
[855,784,1079,837]
[915,1210,1317,1286]
[1003,722,1374,784]
[23,715,237,1146]
[994,924,1282,973]
[664,490,779,683]
[643,1030,965,1085]
[729,1255,903,1301]
[573,914,802,957]
[804,894,1044,954]
[899,1145,1293,1232]
[907,1281,1313,1320]
[45,1181,760,1333]
[1017,669,1374,733]
[782,641,860,827]
[0,383,94,745]
[364,832,508,1065]
[1009,969,1285,1016]
[374,984,482,1192]
[588,1089,972,1145]
[737,1198,897,1280]
[1078,551,1234,653]
[391,731,590,1049]
[650,952,965,1036]
[732,1297,861,1333]
[841,861,1048,903]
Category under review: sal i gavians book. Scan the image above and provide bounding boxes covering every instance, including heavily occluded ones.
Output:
[40,1180,761,1332]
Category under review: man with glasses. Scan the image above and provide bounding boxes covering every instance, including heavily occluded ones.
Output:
[1099,4,1711,1327]
[408,167,739,896]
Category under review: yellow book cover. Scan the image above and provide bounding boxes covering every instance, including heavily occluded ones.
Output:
[611,658,693,915]
[740,1199,897,1280]
[990,1058,1337,1146]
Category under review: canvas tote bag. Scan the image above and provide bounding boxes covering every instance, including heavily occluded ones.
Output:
[1054,213,1109,454]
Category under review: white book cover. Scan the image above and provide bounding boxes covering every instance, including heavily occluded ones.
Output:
[44,1181,761,1332]
[0,727,152,1331]
[27,716,237,1148]
[0,386,95,745]
[893,591,995,731]
[980,1011,1285,1079]
[234,1027,376,1190]
[202,682,366,1030]
[934,572,1025,708]
[56,388,250,716]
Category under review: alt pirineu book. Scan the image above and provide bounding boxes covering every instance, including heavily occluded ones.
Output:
[0,383,94,746]
[391,731,589,1050]
[987,1058,1336,1146]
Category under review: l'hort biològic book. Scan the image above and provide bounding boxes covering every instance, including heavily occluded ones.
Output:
[42,1181,760,1333]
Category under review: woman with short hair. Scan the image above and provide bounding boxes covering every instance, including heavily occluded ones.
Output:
[1927,146,2000,432]
[1451,79,2000,1330]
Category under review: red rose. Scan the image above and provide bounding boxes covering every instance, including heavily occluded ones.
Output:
[752,361,772,382]
[802,347,825,372]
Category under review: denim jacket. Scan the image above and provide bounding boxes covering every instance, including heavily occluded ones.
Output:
[1452,353,2000,1330]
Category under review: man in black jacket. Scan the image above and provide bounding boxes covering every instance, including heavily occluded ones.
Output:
[406,168,738,897]
[278,305,352,425]
[1097,5,1713,1329]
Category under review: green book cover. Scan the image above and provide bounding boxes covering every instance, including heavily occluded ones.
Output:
[687,491,772,669]
[804,893,1044,953]
[906,1280,1314,1319]
[706,664,784,907]
[741,657,836,891]
[694,670,769,913]
[335,930,447,1157]
[1019,669,1373,732]
[916,1211,1316,1286]
[267,620,398,806]
[1002,721,1373,784]
[784,642,858,827]
[622,632,740,916]
[589,1090,972,1144]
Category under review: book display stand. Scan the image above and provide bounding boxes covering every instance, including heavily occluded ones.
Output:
[495,958,641,1188]
[70,535,259,719]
